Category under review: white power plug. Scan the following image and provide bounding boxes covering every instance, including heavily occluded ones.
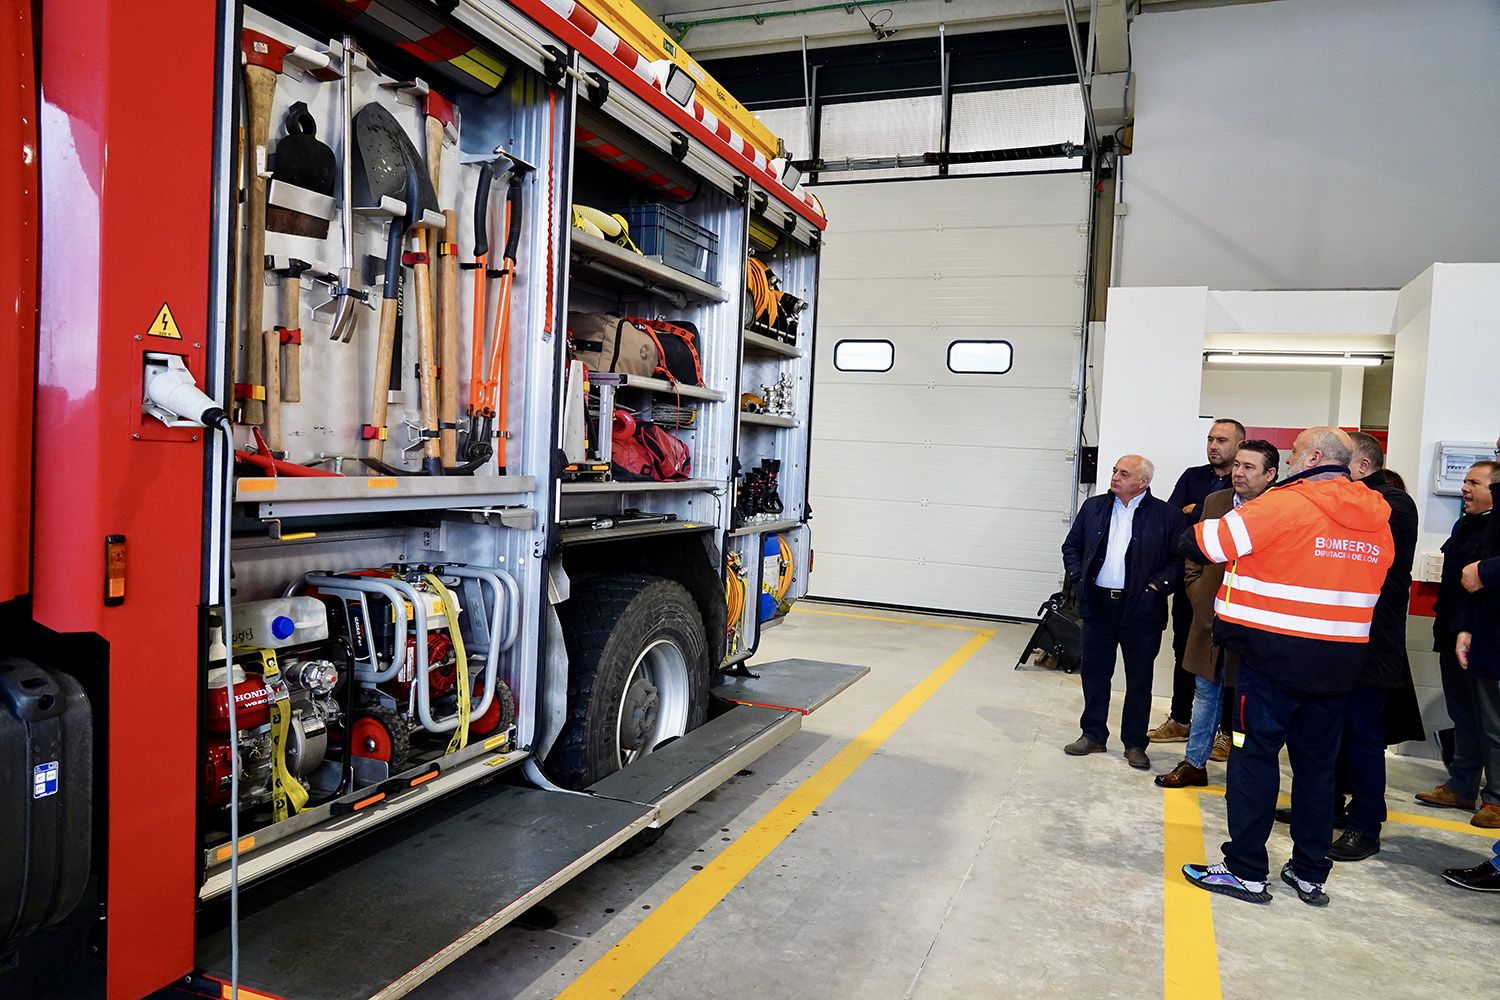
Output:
[143,352,227,429]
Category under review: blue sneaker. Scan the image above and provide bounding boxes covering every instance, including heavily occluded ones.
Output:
[1182,862,1272,903]
[1280,862,1330,906]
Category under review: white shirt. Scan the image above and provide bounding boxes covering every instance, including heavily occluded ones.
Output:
[1095,491,1146,589]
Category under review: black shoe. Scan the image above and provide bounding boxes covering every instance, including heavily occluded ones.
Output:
[1328,830,1379,862]
[1274,803,1348,829]
[1441,861,1500,892]
[1280,862,1330,907]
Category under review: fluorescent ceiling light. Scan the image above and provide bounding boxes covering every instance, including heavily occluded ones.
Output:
[1204,352,1387,367]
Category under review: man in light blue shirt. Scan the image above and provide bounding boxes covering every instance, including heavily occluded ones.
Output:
[1061,455,1188,769]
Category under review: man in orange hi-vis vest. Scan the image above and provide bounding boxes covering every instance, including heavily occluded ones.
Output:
[1179,427,1394,907]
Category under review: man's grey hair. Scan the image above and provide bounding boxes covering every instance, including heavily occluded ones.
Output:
[1348,431,1384,470]
[1304,426,1354,466]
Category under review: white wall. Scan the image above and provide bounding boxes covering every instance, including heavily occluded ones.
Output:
[1095,286,1209,496]
[1199,368,1341,429]
[1386,264,1500,554]
[1119,0,1500,290]
[1096,288,1397,491]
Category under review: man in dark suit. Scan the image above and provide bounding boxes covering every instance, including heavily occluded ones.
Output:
[1418,461,1499,816]
[1062,454,1189,770]
[1323,431,1421,861]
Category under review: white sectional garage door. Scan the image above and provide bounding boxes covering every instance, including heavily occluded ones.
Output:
[807,173,1089,617]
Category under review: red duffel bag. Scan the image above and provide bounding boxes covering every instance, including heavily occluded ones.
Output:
[610,410,691,482]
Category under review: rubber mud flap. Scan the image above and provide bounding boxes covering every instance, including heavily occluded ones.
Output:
[0,658,92,952]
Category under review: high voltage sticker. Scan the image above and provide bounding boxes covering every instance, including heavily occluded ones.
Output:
[145,302,182,339]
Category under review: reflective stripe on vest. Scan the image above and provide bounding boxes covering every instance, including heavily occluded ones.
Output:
[1220,572,1379,609]
[1214,597,1373,641]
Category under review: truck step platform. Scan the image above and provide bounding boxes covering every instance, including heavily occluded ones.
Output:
[195,782,654,1000]
[713,658,871,715]
[589,705,801,825]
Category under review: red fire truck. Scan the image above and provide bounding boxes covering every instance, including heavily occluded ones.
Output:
[2,2,859,997]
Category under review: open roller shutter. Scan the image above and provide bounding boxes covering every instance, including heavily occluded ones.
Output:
[807,173,1089,617]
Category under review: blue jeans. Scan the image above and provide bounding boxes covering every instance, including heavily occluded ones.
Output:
[1185,669,1224,768]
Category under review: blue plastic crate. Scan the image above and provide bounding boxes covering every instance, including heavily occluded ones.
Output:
[623,204,719,284]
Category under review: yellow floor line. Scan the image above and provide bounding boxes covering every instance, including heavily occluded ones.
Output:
[1162,785,1493,1000]
[1178,785,1495,838]
[1163,790,1222,1000]
[556,628,997,1000]
[1387,808,1497,838]
[791,604,993,631]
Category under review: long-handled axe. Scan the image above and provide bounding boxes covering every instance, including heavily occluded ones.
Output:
[424,90,462,468]
[239,28,295,427]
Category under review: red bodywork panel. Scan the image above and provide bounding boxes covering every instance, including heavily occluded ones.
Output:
[35,1,216,995]
[1,0,38,604]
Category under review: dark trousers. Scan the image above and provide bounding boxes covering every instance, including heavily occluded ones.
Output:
[1335,684,1390,837]
[1079,591,1162,749]
[1169,591,1195,723]
[1440,648,1483,797]
[1467,673,1500,808]
[1224,665,1348,884]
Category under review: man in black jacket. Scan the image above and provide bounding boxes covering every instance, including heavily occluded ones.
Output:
[1322,432,1420,861]
[1061,455,1188,770]
[1451,474,1500,834]
[1150,418,1245,743]
[1417,460,1499,818]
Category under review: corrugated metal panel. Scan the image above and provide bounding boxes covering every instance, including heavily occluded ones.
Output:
[807,173,1088,617]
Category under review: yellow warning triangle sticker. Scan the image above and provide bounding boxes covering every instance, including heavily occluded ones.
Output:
[145,302,182,339]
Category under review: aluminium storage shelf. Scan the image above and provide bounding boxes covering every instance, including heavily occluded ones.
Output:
[569,230,729,304]
[559,478,726,495]
[559,519,714,546]
[590,372,728,402]
[742,330,803,358]
[235,474,535,518]
[728,517,801,538]
[738,411,798,428]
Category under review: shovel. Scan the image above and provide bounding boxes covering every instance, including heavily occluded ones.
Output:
[352,103,438,474]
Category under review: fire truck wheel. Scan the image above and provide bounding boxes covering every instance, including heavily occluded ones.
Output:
[547,575,710,790]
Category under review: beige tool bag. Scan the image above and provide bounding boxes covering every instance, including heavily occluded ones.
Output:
[568,312,659,376]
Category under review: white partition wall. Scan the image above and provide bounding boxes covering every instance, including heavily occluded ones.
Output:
[807,173,1090,617]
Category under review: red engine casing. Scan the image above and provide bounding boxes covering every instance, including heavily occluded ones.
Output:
[206,674,271,735]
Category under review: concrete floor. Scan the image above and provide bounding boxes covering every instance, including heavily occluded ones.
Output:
[413,603,1497,1000]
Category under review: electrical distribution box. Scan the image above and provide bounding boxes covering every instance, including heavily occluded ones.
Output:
[1431,441,1493,496]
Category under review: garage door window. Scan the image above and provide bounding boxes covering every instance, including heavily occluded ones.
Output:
[947,340,1014,374]
[834,339,894,372]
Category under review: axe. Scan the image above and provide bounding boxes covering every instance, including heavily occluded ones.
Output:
[239,28,294,426]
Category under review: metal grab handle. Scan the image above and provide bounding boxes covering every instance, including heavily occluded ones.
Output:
[300,575,411,684]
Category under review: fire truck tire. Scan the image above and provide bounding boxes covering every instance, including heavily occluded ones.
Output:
[547,575,710,790]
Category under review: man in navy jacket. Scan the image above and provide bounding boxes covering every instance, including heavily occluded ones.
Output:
[1061,455,1188,770]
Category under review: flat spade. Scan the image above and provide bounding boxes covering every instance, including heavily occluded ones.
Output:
[352,103,439,473]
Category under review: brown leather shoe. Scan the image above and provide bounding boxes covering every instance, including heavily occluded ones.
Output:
[1148,716,1190,743]
[1209,730,1231,762]
[1155,761,1209,788]
[1472,803,1500,829]
[1416,784,1478,811]
[1064,735,1106,756]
